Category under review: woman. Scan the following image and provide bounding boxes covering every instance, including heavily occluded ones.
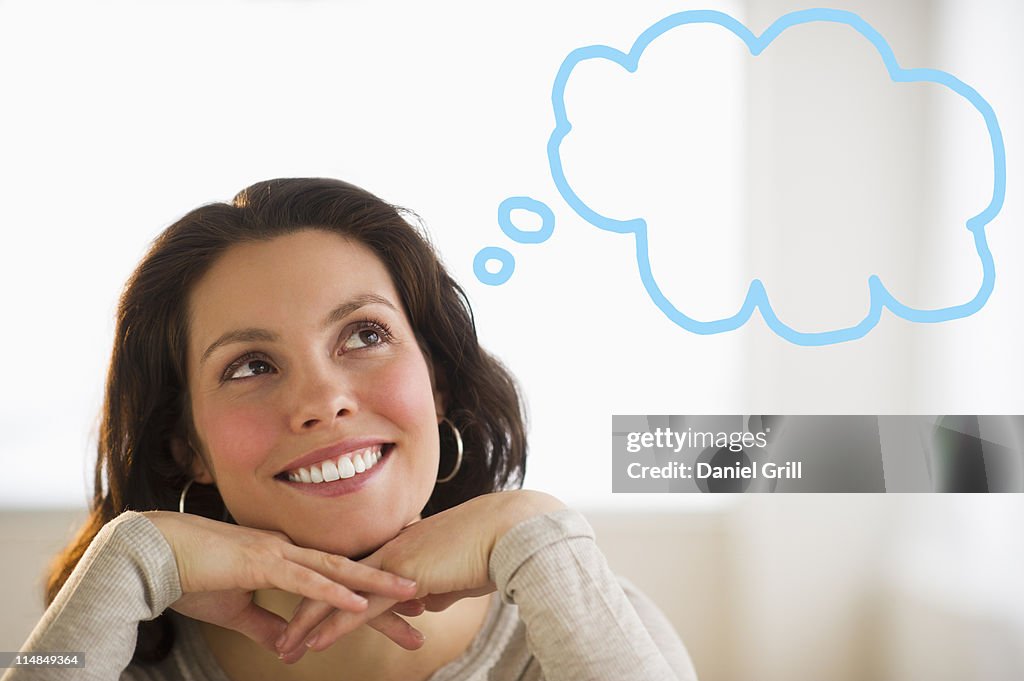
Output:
[5,178,697,681]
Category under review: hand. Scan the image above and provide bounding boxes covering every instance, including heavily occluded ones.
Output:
[141,511,419,653]
[275,490,565,660]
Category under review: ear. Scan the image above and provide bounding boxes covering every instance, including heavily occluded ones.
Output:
[434,389,447,423]
[170,436,215,484]
[428,361,448,422]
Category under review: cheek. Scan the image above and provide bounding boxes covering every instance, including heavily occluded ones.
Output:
[364,353,439,429]
[193,400,278,478]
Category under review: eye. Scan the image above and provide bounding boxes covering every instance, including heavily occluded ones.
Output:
[223,353,276,381]
[340,320,393,352]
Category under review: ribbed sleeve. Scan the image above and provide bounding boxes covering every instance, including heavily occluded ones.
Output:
[489,509,697,681]
[2,512,182,681]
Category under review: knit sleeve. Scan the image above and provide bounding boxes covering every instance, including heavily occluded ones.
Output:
[1,512,183,681]
[489,509,698,681]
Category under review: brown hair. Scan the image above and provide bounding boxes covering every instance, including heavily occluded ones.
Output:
[46,178,527,662]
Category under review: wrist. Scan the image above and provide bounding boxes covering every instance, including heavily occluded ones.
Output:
[495,490,566,540]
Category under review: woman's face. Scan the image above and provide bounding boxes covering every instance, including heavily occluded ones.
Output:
[184,229,443,557]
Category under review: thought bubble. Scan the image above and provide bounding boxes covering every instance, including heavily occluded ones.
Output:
[481,8,1006,346]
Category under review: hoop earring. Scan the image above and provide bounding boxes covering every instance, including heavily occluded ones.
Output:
[178,479,195,514]
[179,479,231,521]
[436,417,463,483]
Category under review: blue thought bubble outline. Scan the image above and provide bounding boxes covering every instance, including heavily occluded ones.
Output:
[547,8,1006,345]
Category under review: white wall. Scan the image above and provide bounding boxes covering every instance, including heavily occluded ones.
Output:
[913,0,1024,411]
[738,0,1017,412]
[0,0,747,511]
[2,1,1018,508]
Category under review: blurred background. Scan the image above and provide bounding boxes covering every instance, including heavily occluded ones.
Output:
[1,0,1021,678]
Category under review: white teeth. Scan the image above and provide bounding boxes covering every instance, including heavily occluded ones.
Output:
[286,445,385,484]
[321,459,340,482]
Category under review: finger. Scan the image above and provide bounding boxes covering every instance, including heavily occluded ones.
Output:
[278,646,308,666]
[420,592,464,612]
[257,559,370,613]
[367,612,425,651]
[299,594,402,653]
[421,587,496,612]
[391,598,426,617]
[278,593,397,656]
[283,545,418,599]
[275,598,335,656]
[222,601,288,652]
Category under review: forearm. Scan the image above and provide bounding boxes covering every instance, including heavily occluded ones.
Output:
[2,513,181,681]
[490,509,691,681]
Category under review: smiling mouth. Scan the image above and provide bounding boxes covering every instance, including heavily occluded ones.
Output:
[277,443,393,484]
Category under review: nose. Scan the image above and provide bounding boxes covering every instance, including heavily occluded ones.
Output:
[286,360,357,432]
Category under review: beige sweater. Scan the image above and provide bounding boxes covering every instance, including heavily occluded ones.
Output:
[4,509,698,681]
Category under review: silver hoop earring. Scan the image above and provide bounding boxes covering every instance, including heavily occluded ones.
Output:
[178,479,195,514]
[436,417,463,483]
[179,479,231,521]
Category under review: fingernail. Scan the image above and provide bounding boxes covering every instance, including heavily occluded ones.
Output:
[275,633,288,651]
[353,594,369,607]
[399,578,417,589]
[304,634,319,649]
[413,629,425,643]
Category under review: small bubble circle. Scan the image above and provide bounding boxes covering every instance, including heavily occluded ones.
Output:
[498,197,555,244]
[474,246,515,286]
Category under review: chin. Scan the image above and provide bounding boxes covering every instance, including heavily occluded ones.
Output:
[288,512,412,559]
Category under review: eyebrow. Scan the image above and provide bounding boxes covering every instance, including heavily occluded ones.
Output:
[198,293,398,368]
